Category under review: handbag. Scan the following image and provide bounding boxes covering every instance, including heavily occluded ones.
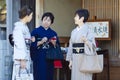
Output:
[15,67,33,80]
[46,44,63,60]
[79,44,103,73]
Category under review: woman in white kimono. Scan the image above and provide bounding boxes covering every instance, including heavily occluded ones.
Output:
[66,9,96,80]
[12,6,33,80]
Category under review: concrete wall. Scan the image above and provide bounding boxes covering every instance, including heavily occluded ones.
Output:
[0,0,20,80]
[0,40,6,80]
[44,0,81,36]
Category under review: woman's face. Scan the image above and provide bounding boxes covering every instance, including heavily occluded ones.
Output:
[74,14,83,25]
[27,12,33,22]
[42,17,52,28]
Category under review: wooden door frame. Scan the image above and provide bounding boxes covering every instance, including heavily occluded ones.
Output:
[35,0,44,27]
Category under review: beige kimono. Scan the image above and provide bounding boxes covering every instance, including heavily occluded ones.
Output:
[66,24,96,80]
[12,21,32,80]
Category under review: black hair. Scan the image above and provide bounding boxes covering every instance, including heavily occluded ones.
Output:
[8,34,14,47]
[18,6,33,19]
[75,9,89,22]
[41,12,54,24]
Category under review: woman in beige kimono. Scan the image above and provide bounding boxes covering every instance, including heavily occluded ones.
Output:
[12,6,33,80]
[66,9,96,80]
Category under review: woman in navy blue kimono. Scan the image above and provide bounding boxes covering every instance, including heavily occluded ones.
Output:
[30,12,60,80]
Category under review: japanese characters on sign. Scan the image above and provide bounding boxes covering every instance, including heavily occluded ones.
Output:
[86,20,111,40]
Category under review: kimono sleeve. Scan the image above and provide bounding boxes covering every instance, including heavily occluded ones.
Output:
[55,33,60,45]
[30,29,38,60]
[86,29,96,47]
[31,29,38,49]
[66,38,73,61]
[85,29,96,55]
[13,26,26,60]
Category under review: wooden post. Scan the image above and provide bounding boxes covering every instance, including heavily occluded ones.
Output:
[36,0,44,27]
[56,68,60,80]
[92,16,97,20]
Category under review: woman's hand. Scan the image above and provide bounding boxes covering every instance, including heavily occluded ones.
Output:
[50,39,56,46]
[37,37,48,46]
[20,60,26,69]
[81,36,87,43]
[69,61,72,69]
[81,36,90,47]
[49,37,57,46]
[31,36,35,42]
[42,37,48,43]
[37,40,44,46]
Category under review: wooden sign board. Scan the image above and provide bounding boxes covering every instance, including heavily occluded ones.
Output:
[86,19,111,40]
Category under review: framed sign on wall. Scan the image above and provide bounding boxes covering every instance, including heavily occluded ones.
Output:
[86,19,111,40]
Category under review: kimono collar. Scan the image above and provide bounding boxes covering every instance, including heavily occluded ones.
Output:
[40,26,51,31]
[19,20,27,26]
[76,24,87,31]
[76,25,83,31]
[14,21,27,28]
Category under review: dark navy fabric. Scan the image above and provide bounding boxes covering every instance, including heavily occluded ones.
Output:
[30,26,60,80]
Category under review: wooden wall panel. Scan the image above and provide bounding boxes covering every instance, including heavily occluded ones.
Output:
[82,0,120,66]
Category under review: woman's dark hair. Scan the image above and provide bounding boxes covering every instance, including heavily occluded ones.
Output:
[75,9,89,22]
[19,6,33,19]
[41,12,54,24]
[8,34,14,47]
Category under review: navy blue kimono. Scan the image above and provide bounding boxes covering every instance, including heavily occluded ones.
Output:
[30,26,60,80]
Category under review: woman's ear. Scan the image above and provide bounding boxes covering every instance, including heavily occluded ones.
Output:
[81,16,84,21]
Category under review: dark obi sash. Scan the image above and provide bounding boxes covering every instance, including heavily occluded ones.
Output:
[72,43,84,54]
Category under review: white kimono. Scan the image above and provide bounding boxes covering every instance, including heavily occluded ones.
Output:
[66,24,96,80]
[12,21,31,80]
